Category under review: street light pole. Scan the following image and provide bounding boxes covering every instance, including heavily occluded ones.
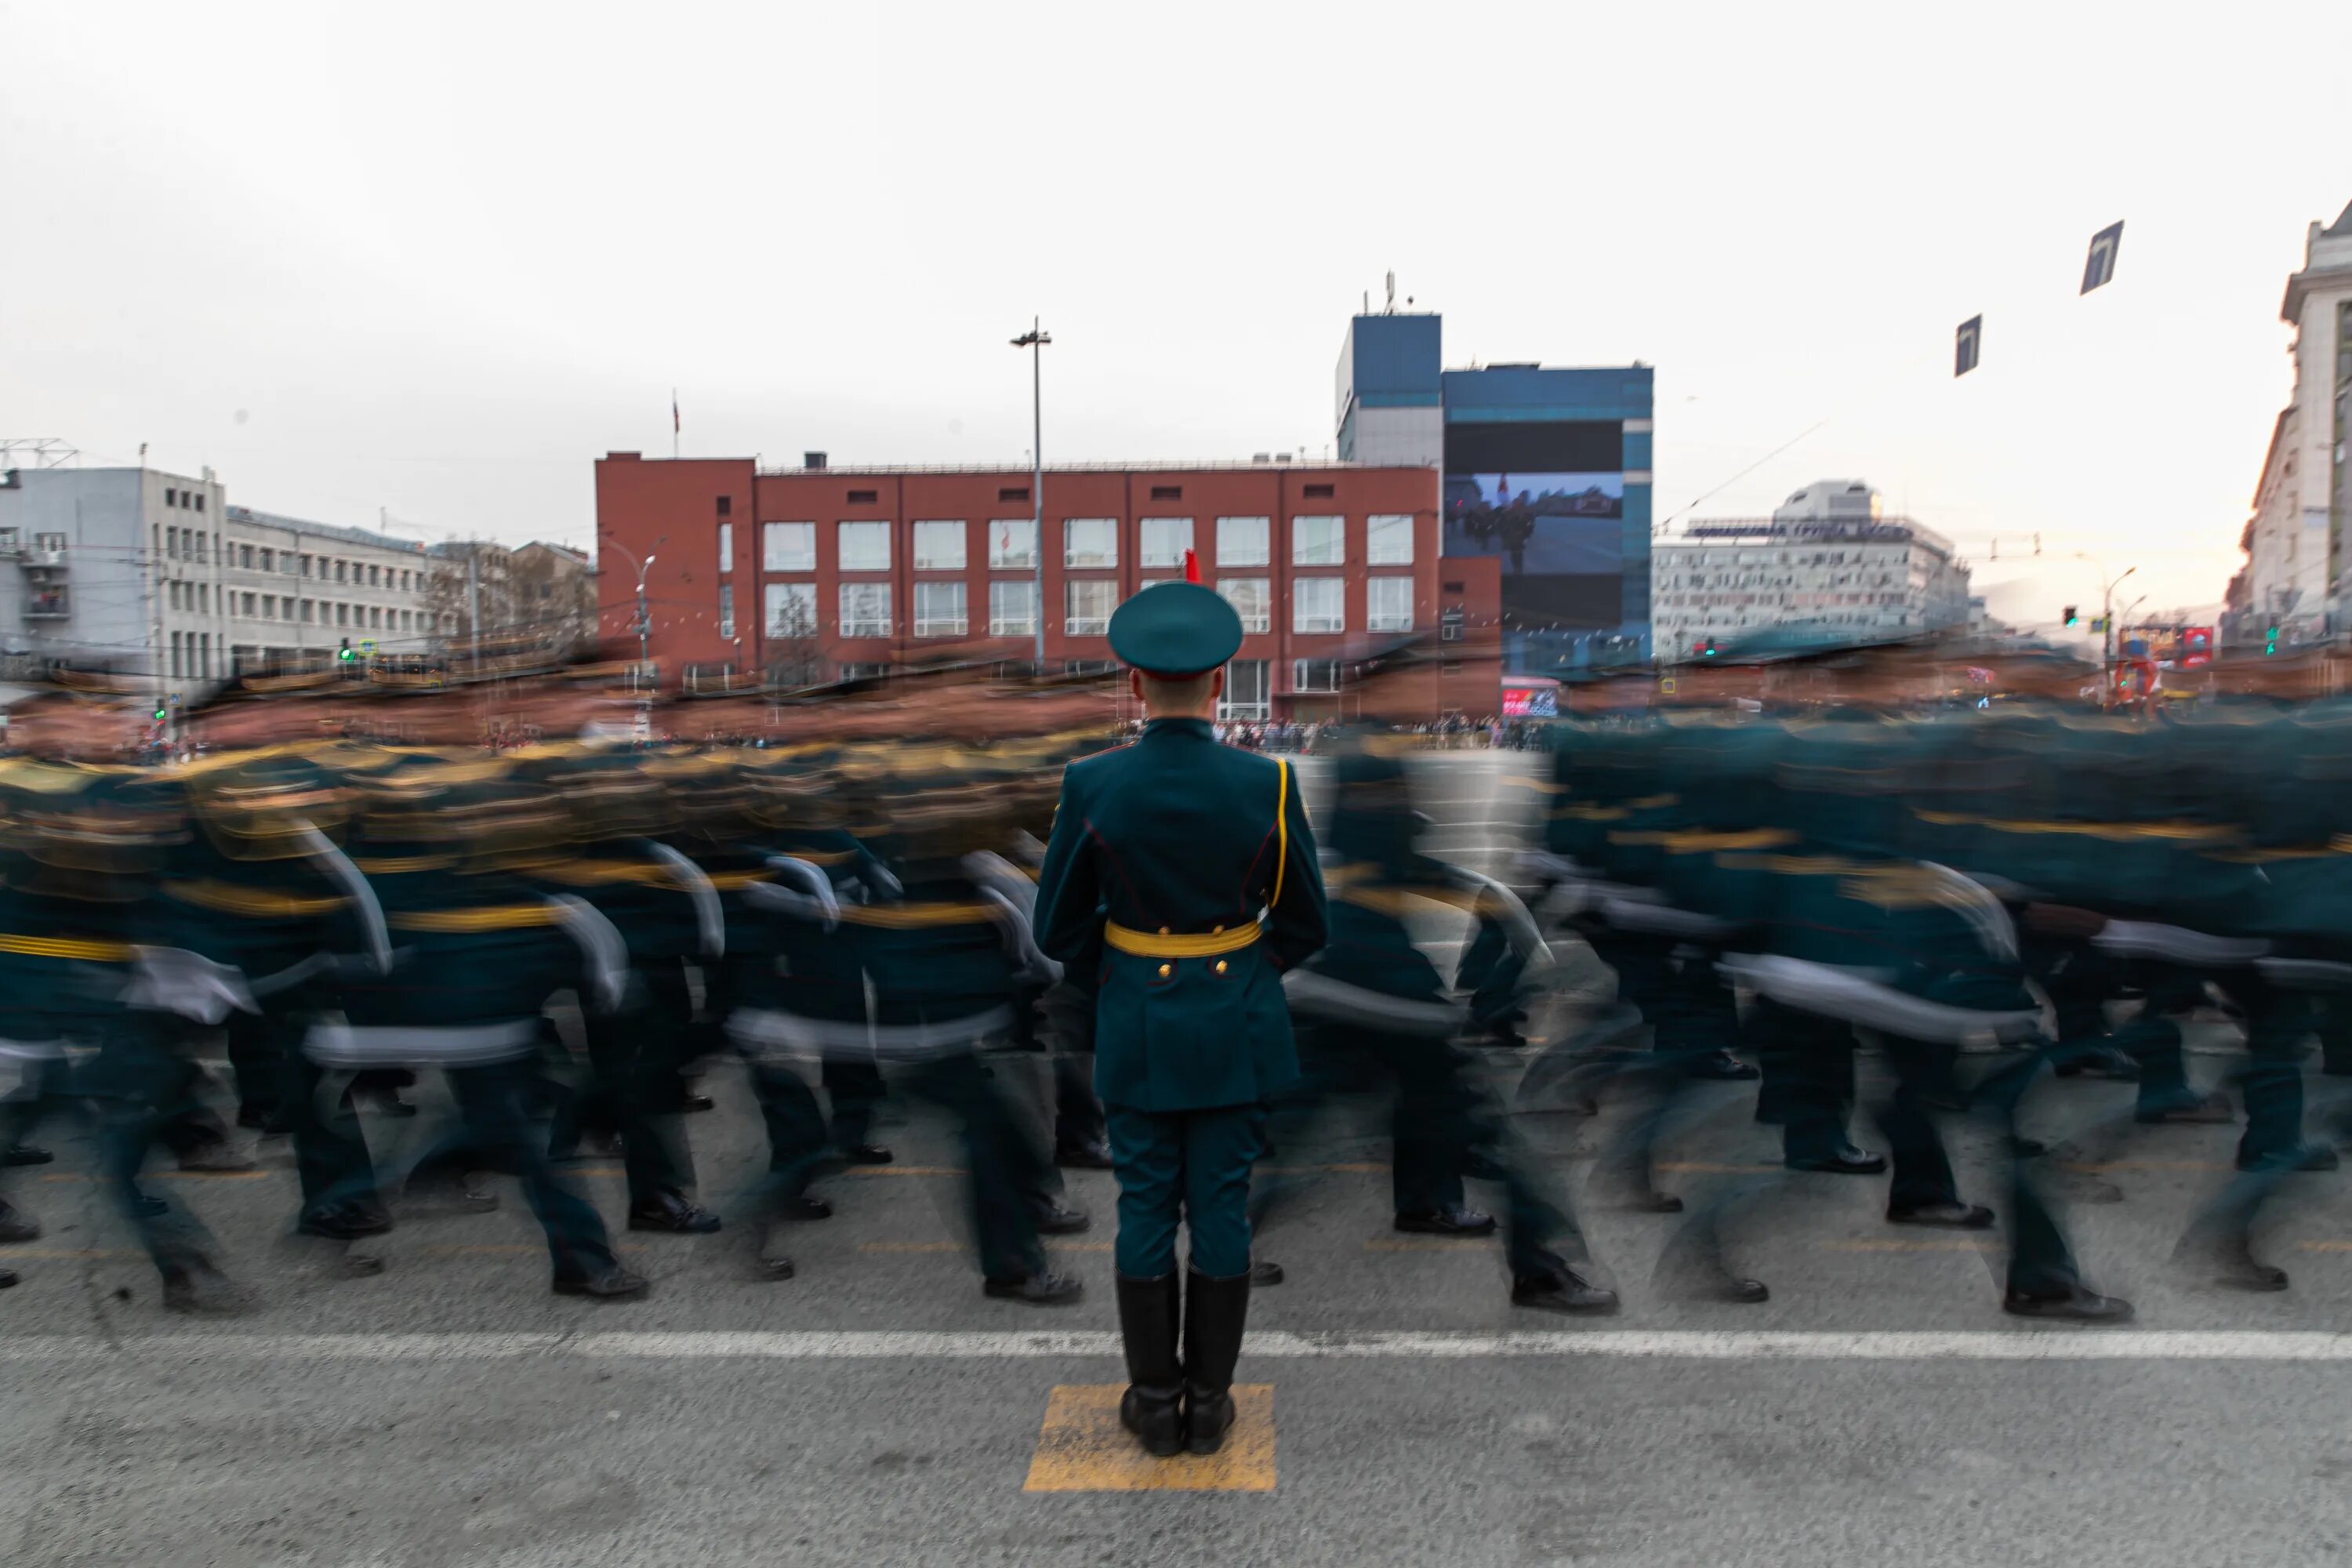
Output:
[1012,320,1051,671]
[600,535,659,695]
[2074,553,2135,710]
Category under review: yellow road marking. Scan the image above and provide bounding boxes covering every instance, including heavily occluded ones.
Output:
[1022,1384,1275,1493]
[0,1247,139,1259]
[2298,1241,2352,1253]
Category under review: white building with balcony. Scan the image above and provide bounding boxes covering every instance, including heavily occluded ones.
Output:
[1653,479,1972,661]
[0,461,434,701]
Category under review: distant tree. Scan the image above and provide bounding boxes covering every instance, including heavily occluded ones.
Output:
[763,587,825,688]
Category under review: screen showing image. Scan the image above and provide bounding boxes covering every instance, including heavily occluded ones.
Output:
[1444,420,1633,635]
[1443,472,1625,571]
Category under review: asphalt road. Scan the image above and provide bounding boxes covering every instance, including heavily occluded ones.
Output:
[5,750,2351,1567]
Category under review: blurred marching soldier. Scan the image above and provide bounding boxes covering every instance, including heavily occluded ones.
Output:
[315,752,648,1298]
[1033,579,1327,1459]
[1000,719,1122,1171]
[155,744,401,1252]
[726,710,1080,1300]
[1265,707,1617,1315]
[512,743,721,1235]
[0,720,281,1308]
[0,704,160,1283]
[719,734,904,1279]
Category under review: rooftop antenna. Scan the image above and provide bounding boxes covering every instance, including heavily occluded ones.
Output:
[1385,271,1396,314]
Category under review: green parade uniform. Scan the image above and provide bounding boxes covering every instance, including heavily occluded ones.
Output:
[511,745,722,1234]
[0,757,158,1269]
[318,753,645,1298]
[1267,722,1615,1312]
[1033,582,1327,1458]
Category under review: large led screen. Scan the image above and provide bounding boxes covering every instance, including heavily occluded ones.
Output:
[1443,420,1630,632]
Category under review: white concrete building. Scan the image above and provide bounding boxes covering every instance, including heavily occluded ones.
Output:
[2240,198,2352,644]
[0,463,226,699]
[215,506,434,673]
[1653,479,1971,661]
[0,462,434,699]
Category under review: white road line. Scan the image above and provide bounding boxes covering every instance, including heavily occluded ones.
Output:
[8,1330,2352,1363]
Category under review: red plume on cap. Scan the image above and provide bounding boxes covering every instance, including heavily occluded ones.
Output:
[1182,547,1200,584]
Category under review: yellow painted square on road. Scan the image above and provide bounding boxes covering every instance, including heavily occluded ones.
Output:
[1022,1383,1275,1492]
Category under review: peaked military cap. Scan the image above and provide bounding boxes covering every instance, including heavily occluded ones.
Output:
[1106,582,1242,677]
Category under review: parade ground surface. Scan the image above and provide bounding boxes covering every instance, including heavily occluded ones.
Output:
[5,753,2350,1566]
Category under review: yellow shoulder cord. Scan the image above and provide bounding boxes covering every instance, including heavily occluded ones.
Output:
[1271,758,1290,909]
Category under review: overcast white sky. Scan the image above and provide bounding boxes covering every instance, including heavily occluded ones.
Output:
[4,0,2347,624]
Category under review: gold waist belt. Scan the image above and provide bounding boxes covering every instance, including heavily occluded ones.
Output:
[1102,920,1262,960]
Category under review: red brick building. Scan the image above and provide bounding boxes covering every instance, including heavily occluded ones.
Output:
[594,454,1501,720]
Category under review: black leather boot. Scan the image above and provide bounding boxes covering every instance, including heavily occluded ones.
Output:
[1116,1272,1185,1457]
[1182,1269,1250,1456]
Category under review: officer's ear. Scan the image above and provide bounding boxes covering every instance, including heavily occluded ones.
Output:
[1211,667,1225,701]
[1128,669,1146,704]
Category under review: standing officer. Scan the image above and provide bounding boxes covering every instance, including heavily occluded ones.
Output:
[1033,579,1327,1460]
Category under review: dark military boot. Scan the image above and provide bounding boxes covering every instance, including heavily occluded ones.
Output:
[1116,1272,1185,1457]
[1181,1269,1250,1456]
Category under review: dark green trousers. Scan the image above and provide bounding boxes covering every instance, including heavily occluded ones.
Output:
[1108,1102,1265,1277]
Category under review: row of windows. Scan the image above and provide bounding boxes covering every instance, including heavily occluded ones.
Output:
[730,576,1413,641]
[165,579,425,631]
[159,527,423,590]
[162,487,207,514]
[1213,659,1356,718]
[716,515,1414,575]
[168,631,215,679]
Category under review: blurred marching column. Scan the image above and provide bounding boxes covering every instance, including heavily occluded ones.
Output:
[724,717,1077,1299]
[316,753,647,1298]
[161,744,414,1262]
[0,742,259,1307]
[2161,697,2352,1289]
[516,746,722,1235]
[1264,715,1616,1312]
[1000,724,1119,1171]
[840,728,1081,1301]
[718,740,895,1280]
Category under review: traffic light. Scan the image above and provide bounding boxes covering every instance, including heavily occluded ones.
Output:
[2063,605,2078,627]
[2266,625,2279,655]
[1700,637,1718,659]
[338,638,353,662]
[154,704,166,721]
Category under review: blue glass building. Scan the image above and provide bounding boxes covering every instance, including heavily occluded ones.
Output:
[1336,313,1653,670]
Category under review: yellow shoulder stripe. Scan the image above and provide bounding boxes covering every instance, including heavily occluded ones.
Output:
[387,905,562,934]
[165,880,347,919]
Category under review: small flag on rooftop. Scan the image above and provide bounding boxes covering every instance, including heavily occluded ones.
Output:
[2081,221,2124,293]
[1955,315,1983,377]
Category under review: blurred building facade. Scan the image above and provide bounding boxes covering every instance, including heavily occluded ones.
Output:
[593,454,1495,720]
[1334,310,1653,674]
[1652,480,1971,661]
[2233,198,2352,648]
[425,539,597,660]
[0,462,434,695]
[217,506,433,671]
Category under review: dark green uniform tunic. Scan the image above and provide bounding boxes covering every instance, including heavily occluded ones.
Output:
[1033,717,1327,1277]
